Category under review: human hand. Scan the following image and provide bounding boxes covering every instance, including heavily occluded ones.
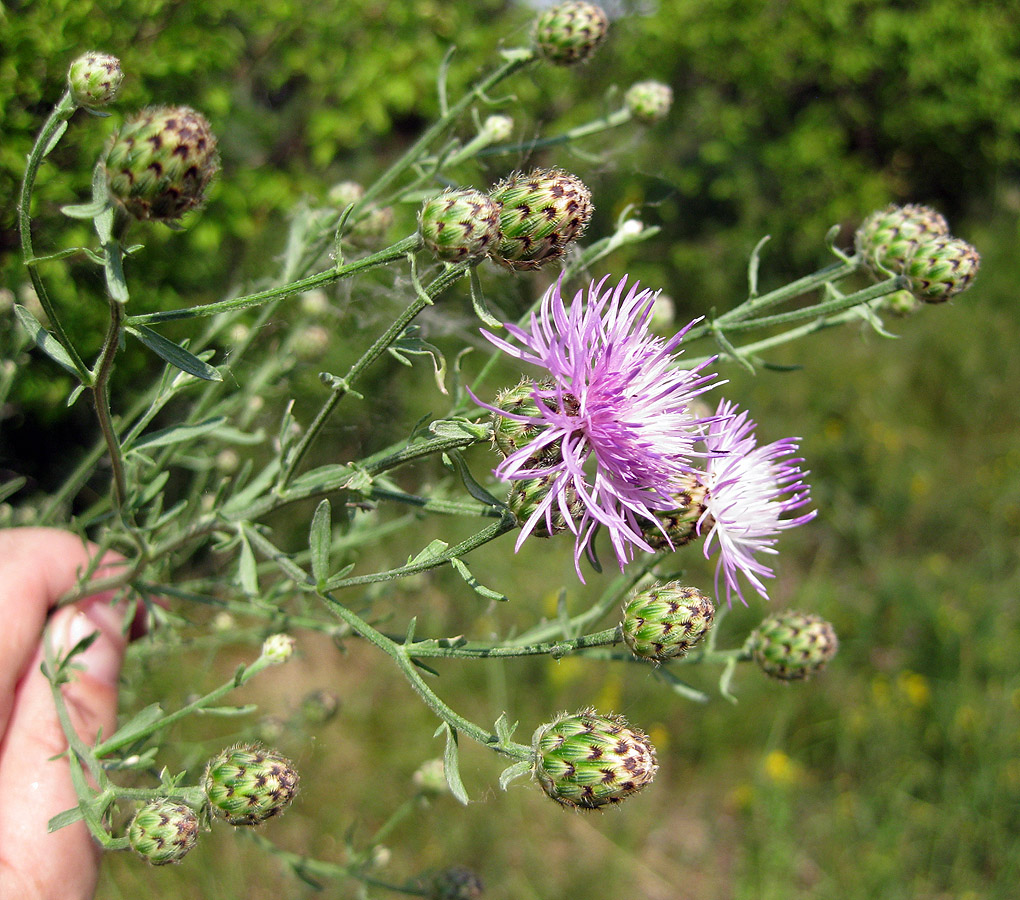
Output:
[0,528,131,900]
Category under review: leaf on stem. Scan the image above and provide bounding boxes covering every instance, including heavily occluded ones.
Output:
[310,499,332,587]
[129,416,228,451]
[13,304,79,375]
[498,760,532,791]
[469,267,504,327]
[439,723,470,805]
[237,528,260,596]
[127,325,222,382]
[449,557,508,602]
[42,120,69,158]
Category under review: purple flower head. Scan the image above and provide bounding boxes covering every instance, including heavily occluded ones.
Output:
[475,274,719,577]
[697,400,817,604]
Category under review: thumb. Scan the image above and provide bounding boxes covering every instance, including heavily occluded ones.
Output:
[0,539,130,900]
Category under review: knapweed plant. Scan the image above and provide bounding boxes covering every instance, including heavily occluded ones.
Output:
[6,2,980,892]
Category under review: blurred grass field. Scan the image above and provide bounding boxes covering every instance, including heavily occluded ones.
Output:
[3,1,1019,897]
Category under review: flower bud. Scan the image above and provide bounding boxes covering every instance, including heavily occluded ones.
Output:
[902,236,980,303]
[642,474,710,551]
[420,866,484,900]
[488,168,593,270]
[412,758,448,797]
[624,80,673,124]
[202,743,299,825]
[300,688,340,725]
[506,474,581,538]
[68,52,122,108]
[747,611,839,681]
[489,378,560,460]
[128,798,199,865]
[419,189,502,263]
[260,633,296,664]
[532,708,657,809]
[105,105,219,222]
[481,114,514,143]
[880,288,922,317]
[854,204,949,277]
[534,2,610,65]
[328,180,365,209]
[622,583,715,662]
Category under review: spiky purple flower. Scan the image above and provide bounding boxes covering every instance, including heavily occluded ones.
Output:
[476,275,719,575]
[697,400,816,604]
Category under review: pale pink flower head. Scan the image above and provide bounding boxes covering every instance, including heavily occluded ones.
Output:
[476,274,719,576]
[698,400,816,604]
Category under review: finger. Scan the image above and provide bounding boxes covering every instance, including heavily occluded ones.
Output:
[0,528,129,900]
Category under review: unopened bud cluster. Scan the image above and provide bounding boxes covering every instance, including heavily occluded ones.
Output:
[532,708,657,809]
[534,2,610,65]
[105,105,219,222]
[68,52,122,108]
[855,204,980,303]
[625,80,674,123]
[747,611,839,681]
[419,168,593,269]
[202,743,299,826]
[128,798,199,866]
[420,866,485,900]
[622,582,715,662]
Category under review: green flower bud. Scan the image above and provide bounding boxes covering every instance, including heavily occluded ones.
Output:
[854,204,950,277]
[68,52,122,109]
[128,798,199,866]
[622,582,715,662]
[532,708,657,809]
[506,473,582,538]
[624,80,673,124]
[420,866,484,900]
[489,378,559,460]
[902,236,981,303]
[412,758,448,797]
[534,2,610,65]
[261,632,295,664]
[202,743,299,826]
[419,189,502,263]
[747,611,839,681]
[481,114,514,143]
[488,168,593,270]
[328,179,365,209]
[642,474,710,551]
[105,105,219,222]
[300,688,340,725]
[880,288,923,317]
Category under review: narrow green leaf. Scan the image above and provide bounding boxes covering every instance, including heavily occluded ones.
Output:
[103,240,129,304]
[404,617,418,645]
[60,198,111,219]
[66,384,85,407]
[127,325,222,382]
[447,449,504,508]
[407,539,449,566]
[469,266,503,327]
[494,712,518,745]
[48,806,85,832]
[42,120,68,158]
[237,529,259,596]
[450,557,508,602]
[654,666,710,703]
[195,704,259,717]
[14,304,78,375]
[91,161,114,244]
[130,416,227,451]
[310,499,332,586]
[319,563,356,592]
[0,476,26,504]
[98,702,164,751]
[498,760,532,791]
[442,724,470,805]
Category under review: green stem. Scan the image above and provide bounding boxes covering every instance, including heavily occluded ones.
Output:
[124,235,421,326]
[685,258,861,342]
[92,652,279,758]
[317,588,532,761]
[359,49,535,210]
[475,108,632,158]
[17,90,91,382]
[405,626,622,660]
[278,261,471,489]
[700,274,905,338]
[91,296,128,511]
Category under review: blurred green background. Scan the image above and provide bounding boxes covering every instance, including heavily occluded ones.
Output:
[2,0,1019,897]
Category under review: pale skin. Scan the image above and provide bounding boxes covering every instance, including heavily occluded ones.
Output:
[0,528,131,900]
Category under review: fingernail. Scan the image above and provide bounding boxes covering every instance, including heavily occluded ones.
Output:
[53,606,124,688]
